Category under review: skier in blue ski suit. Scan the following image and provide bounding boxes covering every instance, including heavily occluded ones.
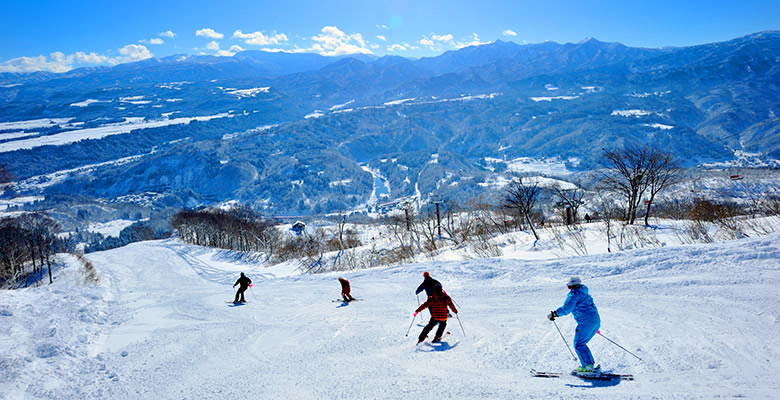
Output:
[548,276,601,371]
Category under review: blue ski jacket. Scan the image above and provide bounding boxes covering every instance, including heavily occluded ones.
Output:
[555,285,600,324]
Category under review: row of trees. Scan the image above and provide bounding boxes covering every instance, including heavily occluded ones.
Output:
[0,213,63,288]
[171,206,278,254]
[170,207,363,265]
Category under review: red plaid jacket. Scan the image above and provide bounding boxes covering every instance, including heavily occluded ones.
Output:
[416,292,457,321]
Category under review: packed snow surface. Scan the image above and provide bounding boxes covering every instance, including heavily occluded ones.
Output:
[1,233,779,399]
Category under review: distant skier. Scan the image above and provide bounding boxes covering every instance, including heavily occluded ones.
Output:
[338,277,355,301]
[585,213,592,223]
[233,272,252,304]
[416,271,441,298]
[548,276,601,374]
[414,284,458,343]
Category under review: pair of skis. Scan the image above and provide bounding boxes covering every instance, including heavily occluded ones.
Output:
[530,368,634,381]
[332,298,361,302]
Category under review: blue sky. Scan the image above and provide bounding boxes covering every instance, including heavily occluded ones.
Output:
[1,0,777,73]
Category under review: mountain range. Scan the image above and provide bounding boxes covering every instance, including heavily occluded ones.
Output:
[1,31,778,219]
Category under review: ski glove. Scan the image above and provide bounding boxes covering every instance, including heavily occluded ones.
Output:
[413,312,418,317]
[547,310,558,321]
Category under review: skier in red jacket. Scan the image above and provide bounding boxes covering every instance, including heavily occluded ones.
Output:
[338,277,355,301]
[414,284,457,343]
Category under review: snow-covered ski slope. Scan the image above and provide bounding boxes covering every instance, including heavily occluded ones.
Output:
[1,233,779,399]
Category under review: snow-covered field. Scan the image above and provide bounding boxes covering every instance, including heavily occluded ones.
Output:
[1,227,779,399]
[0,114,233,153]
[86,219,141,238]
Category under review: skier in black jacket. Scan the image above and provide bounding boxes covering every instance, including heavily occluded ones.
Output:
[416,271,441,298]
[233,272,252,303]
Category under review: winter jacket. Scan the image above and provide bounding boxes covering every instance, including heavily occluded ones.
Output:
[555,285,600,324]
[415,276,442,297]
[416,292,457,321]
[234,275,252,289]
[339,279,351,294]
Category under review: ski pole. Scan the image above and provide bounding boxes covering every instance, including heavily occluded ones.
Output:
[455,313,466,337]
[249,284,256,300]
[452,298,463,310]
[597,330,643,361]
[405,313,417,336]
[552,320,578,361]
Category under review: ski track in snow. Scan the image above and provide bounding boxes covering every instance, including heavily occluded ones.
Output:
[1,234,779,399]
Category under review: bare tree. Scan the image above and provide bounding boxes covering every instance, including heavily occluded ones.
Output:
[18,213,61,284]
[601,146,678,225]
[0,220,27,286]
[383,214,414,261]
[592,192,621,253]
[552,184,586,225]
[416,209,440,253]
[502,176,541,240]
[642,151,682,226]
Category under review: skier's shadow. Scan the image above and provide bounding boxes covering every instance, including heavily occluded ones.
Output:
[566,379,621,388]
[336,302,350,308]
[417,341,460,352]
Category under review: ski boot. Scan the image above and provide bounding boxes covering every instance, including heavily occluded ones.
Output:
[573,364,601,377]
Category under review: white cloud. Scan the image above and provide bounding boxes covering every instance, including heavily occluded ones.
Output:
[455,33,490,49]
[376,24,388,29]
[419,38,434,47]
[158,30,176,38]
[0,54,71,73]
[388,44,407,52]
[503,29,517,36]
[74,52,109,64]
[310,26,372,56]
[232,30,288,46]
[217,45,244,57]
[196,28,224,39]
[0,44,152,73]
[258,47,306,53]
[432,34,453,42]
[206,41,220,51]
[141,38,165,45]
[118,44,152,61]
[376,35,387,42]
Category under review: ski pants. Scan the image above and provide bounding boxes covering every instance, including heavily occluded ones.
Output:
[419,318,447,341]
[234,286,247,303]
[573,320,600,367]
